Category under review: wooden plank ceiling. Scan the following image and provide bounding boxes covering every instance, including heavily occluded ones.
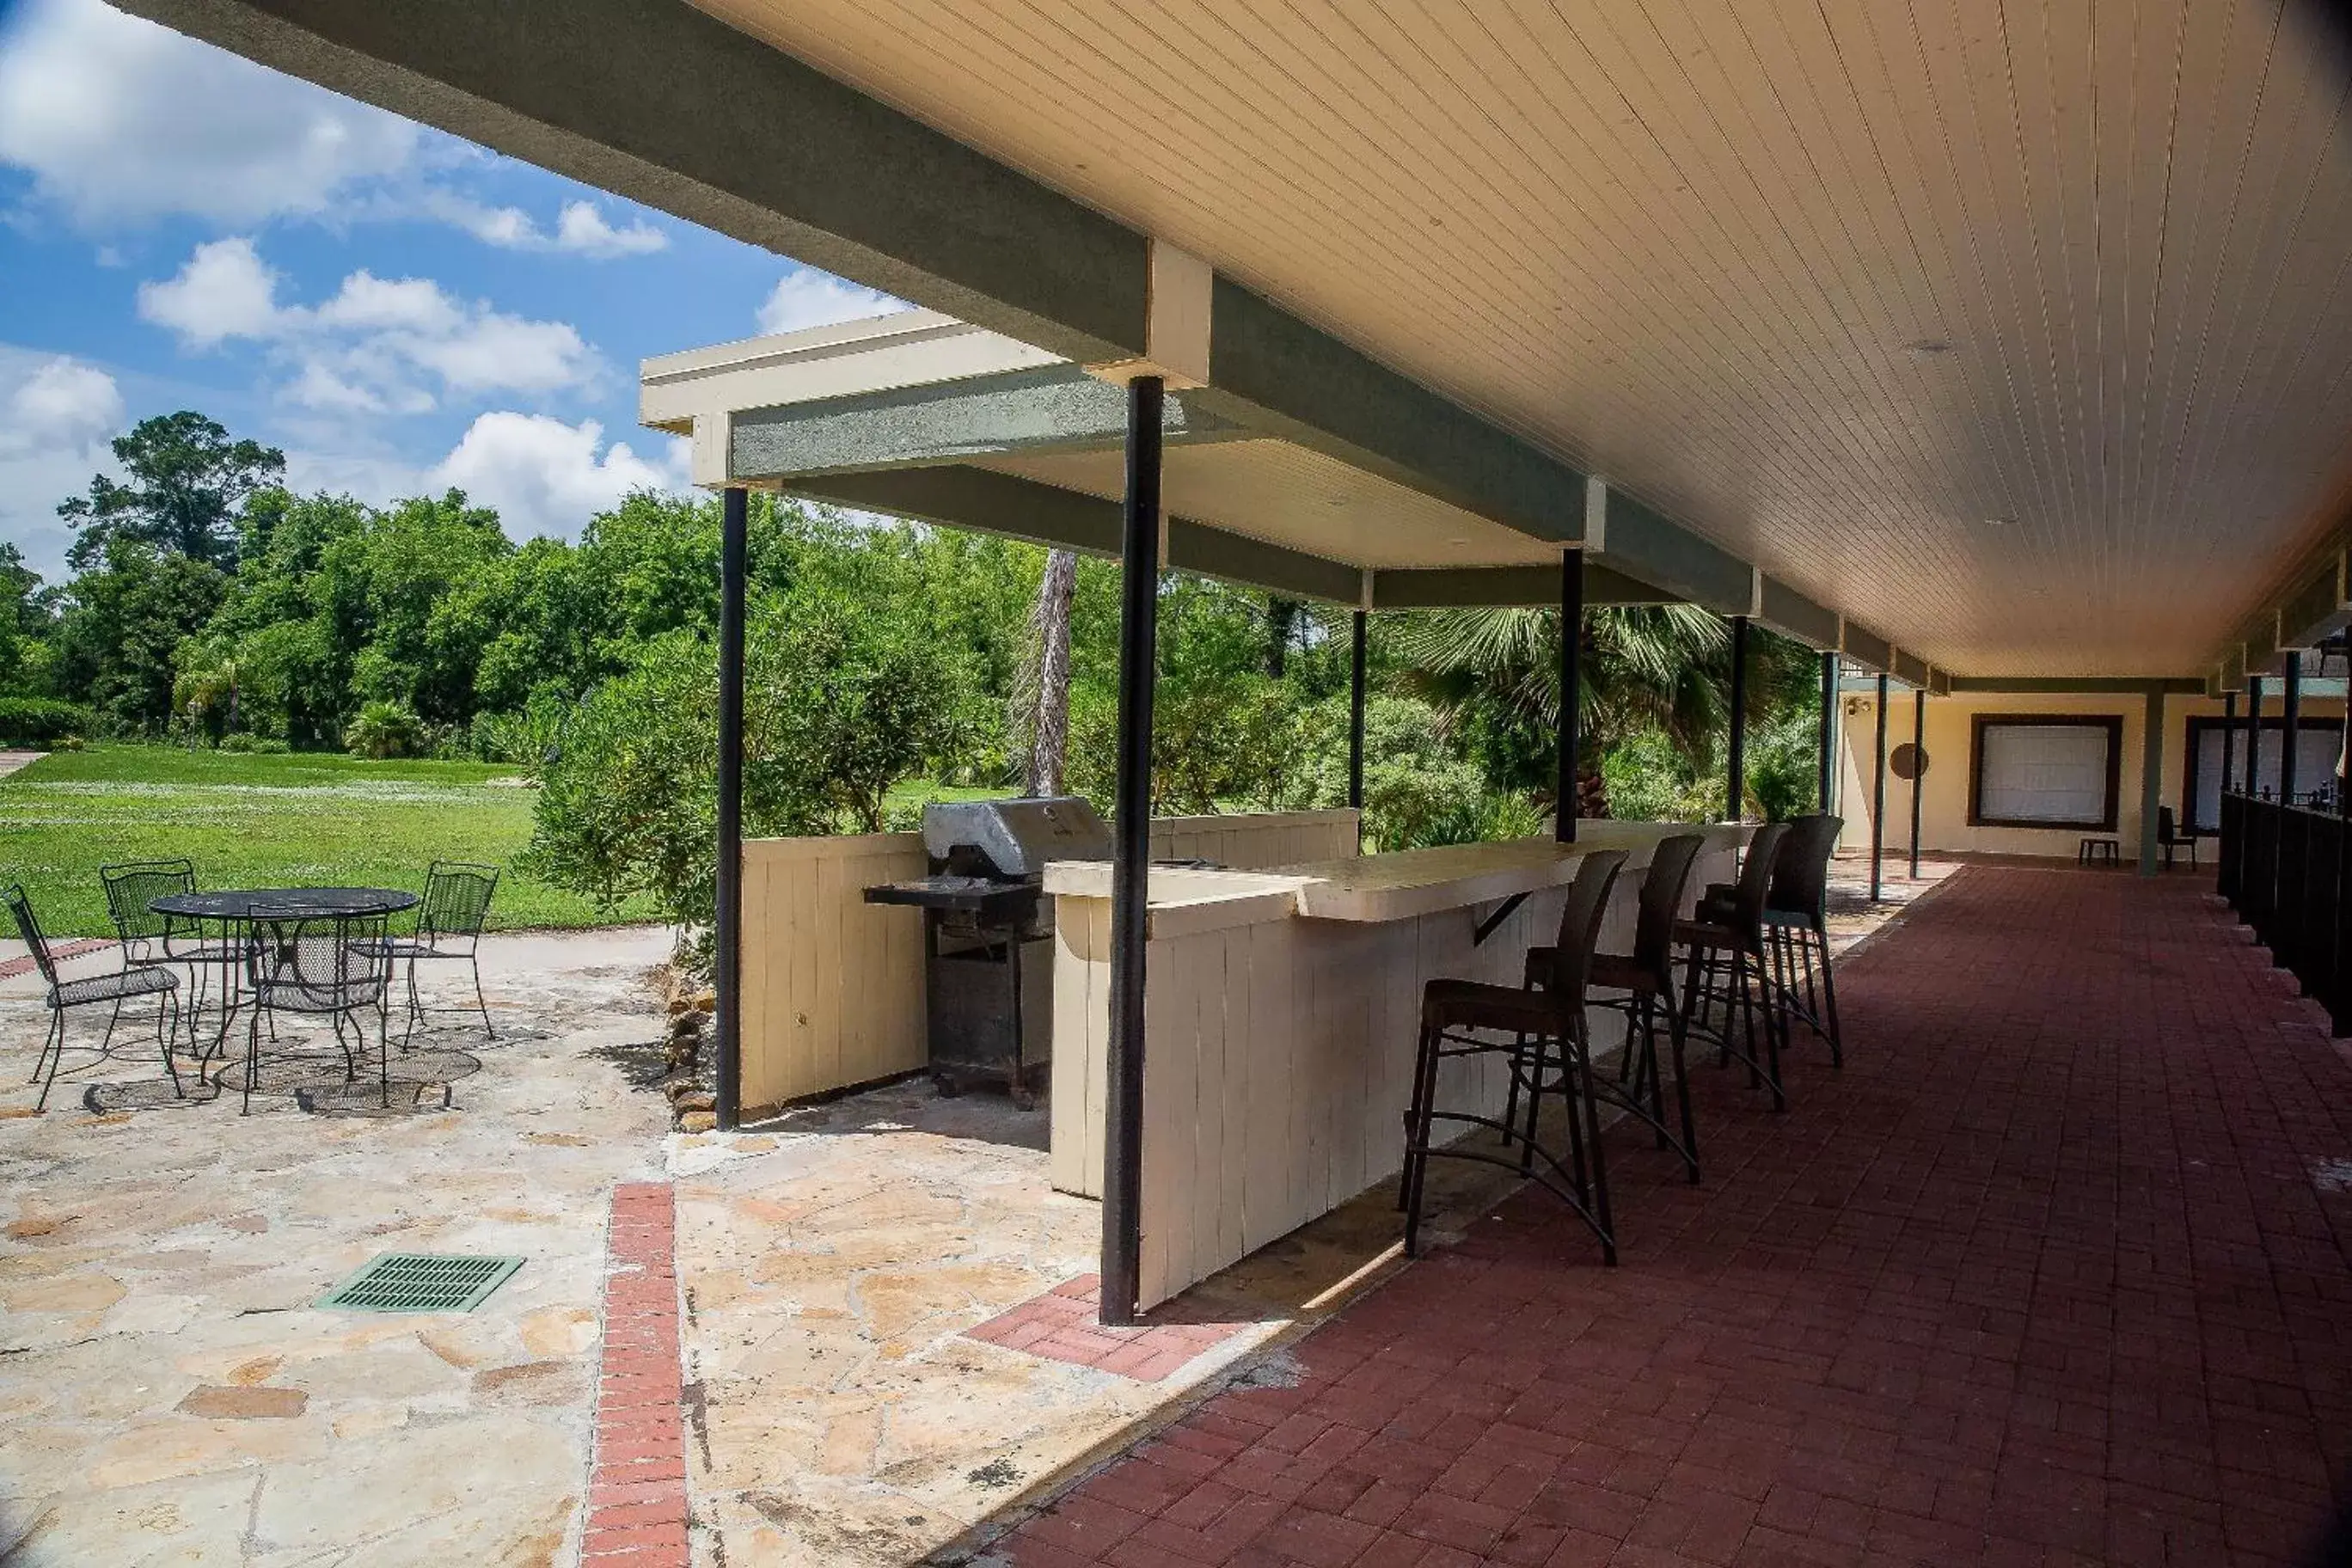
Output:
[691,0,2352,677]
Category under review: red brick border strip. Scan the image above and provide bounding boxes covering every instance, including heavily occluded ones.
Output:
[0,939,112,981]
[582,1182,689,1565]
[965,1273,1255,1381]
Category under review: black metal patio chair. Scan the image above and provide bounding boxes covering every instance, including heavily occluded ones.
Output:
[99,859,243,1052]
[358,861,499,1046]
[1521,832,1708,1184]
[238,905,393,1114]
[1677,820,1793,1111]
[9,883,180,1112]
[2156,805,2200,871]
[1400,848,1626,1263]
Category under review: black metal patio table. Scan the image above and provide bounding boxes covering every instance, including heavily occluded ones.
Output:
[149,888,419,1060]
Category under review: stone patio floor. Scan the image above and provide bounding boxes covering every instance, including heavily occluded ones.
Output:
[987,864,2352,1568]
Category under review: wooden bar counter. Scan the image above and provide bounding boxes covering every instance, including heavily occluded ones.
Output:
[1045,823,1747,1310]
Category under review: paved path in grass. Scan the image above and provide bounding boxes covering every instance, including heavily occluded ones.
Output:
[993,866,2352,1567]
[0,750,43,780]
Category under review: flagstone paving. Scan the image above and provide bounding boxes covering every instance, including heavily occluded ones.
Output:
[0,928,676,1567]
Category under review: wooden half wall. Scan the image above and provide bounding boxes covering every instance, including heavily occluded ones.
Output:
[738,808,1362,1112]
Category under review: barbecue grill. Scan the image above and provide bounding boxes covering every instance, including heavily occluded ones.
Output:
[862,797,1112,1106]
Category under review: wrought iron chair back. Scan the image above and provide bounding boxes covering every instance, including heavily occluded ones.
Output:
[420,861,498,947]
[247,907,393,1015]
[6,883,59,989]
[101,859,196,959]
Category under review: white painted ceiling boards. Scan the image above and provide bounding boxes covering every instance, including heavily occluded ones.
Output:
[689,0,2352,677]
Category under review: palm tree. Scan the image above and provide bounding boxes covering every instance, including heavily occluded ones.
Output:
[1393,603,1729,817]
[1012,548,1078,793]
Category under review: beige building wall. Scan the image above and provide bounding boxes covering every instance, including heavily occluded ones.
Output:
[1835,689,2348,865]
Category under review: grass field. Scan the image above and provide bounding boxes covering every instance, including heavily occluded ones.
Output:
[0,745,660,938]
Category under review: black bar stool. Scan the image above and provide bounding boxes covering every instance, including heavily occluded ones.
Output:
[1400,849,1626,1263]
[1676,822,1792,1112]
[1701,814,1844,1068]
[1519,833,1707,1183]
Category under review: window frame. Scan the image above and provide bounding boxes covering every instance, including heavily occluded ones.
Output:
[1966,714,2125,831]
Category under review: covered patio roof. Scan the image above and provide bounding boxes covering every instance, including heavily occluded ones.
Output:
[638,309,1860,641]
[107,0,2352,690]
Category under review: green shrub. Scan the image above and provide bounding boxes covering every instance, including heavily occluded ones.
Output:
[343,700,426,759]
[217,732,290,754]
[0,697,93,748]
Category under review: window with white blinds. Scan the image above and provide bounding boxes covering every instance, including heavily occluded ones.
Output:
[1970,720,2120,830]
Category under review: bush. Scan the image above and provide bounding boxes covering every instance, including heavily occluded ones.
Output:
[343,700,426,759]
[0,697,92,747]
[217,731,291,754]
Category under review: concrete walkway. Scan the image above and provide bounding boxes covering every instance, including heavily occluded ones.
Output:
[990,867,2352,1567]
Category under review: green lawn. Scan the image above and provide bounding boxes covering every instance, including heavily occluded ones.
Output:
[0,745,658,939]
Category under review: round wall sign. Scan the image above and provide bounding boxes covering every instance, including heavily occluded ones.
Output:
[1890,742,1928,781]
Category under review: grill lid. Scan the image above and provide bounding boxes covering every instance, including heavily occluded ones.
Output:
[922,796,1112,879]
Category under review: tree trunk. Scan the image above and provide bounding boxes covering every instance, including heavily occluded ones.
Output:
[1020,548,1078,794]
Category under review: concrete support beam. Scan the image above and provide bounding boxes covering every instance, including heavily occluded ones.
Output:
[1593,489,1752,615]
[1841,624,1896,675]
[1892,650,1932,689]
[1369,562,1671,609]
[727,365,1246,480]
[1758,577,1841,650]
[1945,676,2206,695]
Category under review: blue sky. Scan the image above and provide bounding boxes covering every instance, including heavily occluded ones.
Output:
[0,0,910,584]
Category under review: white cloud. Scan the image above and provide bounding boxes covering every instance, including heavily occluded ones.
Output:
[0,356,125,460]
[424,193,668,258]
[134,237,285,347]
[136,238,600,412]
[0,346,127,579]
[0,0,420,227]
[757,269,911,335]
[428,413,687,540]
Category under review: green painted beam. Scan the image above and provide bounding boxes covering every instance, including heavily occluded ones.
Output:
[2280,553,2349,650]
[112,0,1150,364]
[728,365,1245,480]
[1841,624,1894,674]
[781,465,1362,604]
[1369,561,1671,609]
[1944,676,2207,695]
[1596,490,1752,615]
[1892,651,1931,689]
[1758,577,1840,650]
[1196,280,1587,542]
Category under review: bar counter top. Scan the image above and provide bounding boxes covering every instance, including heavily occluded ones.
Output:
[1041,820,1749,934]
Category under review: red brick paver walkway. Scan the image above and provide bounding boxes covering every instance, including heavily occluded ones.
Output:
[998,868,2352,1567]
[582,1182,689,1565]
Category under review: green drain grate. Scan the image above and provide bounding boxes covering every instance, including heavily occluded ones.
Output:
[317,1253,524,1314]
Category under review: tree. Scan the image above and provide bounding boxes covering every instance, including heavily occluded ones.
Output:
[1014,548,1078,793]
[51,539,227,731]
[58,412,285,572]
[0,544,53,695]
[1393,603,1729,816]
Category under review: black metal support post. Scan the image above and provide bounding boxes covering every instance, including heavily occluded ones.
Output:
[2282,652,2303,806]
[1817,651,1838,812]
[1908,686,1925,879]
[2139,689,2164,878]
[1348,609,1368,814]
[1726,615,1750,822]
[1099,376,1162,1328]
[2248,677,2266,799]
[1557,549,1583,843]
[714,486,747,1131]
[2220,691,2239,799]
[1870,672,1890,903]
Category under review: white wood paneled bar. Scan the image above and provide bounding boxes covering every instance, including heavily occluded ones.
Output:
[1045,822,1746,1310]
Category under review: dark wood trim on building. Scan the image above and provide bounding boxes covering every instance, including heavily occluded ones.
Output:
[1966,713,2125,831]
